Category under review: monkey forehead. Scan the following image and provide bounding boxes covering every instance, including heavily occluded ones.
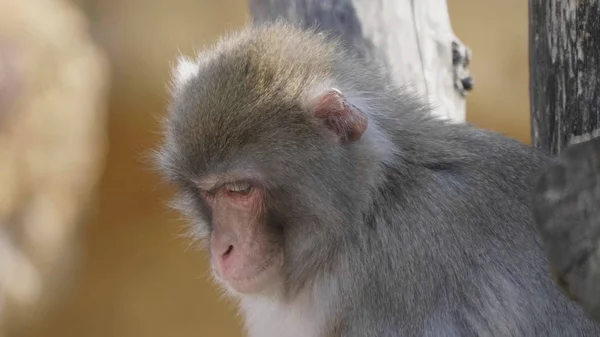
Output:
[162,94,326,182]
[166,119,326,179]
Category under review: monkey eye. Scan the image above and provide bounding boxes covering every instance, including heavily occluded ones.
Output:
[225,181,253,196]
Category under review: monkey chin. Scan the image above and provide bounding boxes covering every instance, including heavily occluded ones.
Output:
[211,255,283,296]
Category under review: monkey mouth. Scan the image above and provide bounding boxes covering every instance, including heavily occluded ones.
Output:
[211,254,283,295]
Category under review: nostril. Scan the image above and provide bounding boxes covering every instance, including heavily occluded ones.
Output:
[223,245,234,258]
[210,232,237,262]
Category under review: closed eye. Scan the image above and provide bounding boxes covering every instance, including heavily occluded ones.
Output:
[226,181,252,195]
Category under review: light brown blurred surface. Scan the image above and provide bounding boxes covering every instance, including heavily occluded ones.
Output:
[0,0,109,335]
[23,1,531,336]
[449,0,531,144]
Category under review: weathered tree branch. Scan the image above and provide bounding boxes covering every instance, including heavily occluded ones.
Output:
[249,0,472,122]
[529,0,600,155]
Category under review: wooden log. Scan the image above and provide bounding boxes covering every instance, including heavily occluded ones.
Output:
[529,0,600,155]
[249,0,473,122]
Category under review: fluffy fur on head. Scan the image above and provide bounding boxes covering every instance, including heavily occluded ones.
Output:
[171,55,200,93]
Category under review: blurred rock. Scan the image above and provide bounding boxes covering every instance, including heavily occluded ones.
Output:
[532,137,600,322]
[0,0,109,334]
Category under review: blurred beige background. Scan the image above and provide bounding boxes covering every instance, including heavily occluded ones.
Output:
[4,0,531,336]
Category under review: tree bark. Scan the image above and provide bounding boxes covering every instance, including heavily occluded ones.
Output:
[529,0,600,155]
[248,0,472,122]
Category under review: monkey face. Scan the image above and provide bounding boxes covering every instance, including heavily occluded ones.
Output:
[195,179,284,295]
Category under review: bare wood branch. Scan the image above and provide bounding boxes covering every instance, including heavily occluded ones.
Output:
[529,0,600,155]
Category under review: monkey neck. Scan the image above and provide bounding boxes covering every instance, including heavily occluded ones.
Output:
[239,272,342,337]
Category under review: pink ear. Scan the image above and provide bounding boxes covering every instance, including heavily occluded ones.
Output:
[311,89,368,143]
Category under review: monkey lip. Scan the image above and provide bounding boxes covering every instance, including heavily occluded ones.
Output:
[211,253,282,294]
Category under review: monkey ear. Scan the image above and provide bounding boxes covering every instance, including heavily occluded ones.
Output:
[310,89,368,143]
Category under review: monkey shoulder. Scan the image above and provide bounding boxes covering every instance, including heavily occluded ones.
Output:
[398,122,553,200]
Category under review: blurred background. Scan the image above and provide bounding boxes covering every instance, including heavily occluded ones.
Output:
[0,0,530,336]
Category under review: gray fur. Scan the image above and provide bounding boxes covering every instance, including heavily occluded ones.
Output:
[156,22,600,336]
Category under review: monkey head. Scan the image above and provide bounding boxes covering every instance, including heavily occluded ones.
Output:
[156,23,383,297]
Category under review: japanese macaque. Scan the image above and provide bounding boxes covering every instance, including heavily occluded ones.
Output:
[156,22,600,336]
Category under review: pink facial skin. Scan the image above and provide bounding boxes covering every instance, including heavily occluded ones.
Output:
[202,181,282,294]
